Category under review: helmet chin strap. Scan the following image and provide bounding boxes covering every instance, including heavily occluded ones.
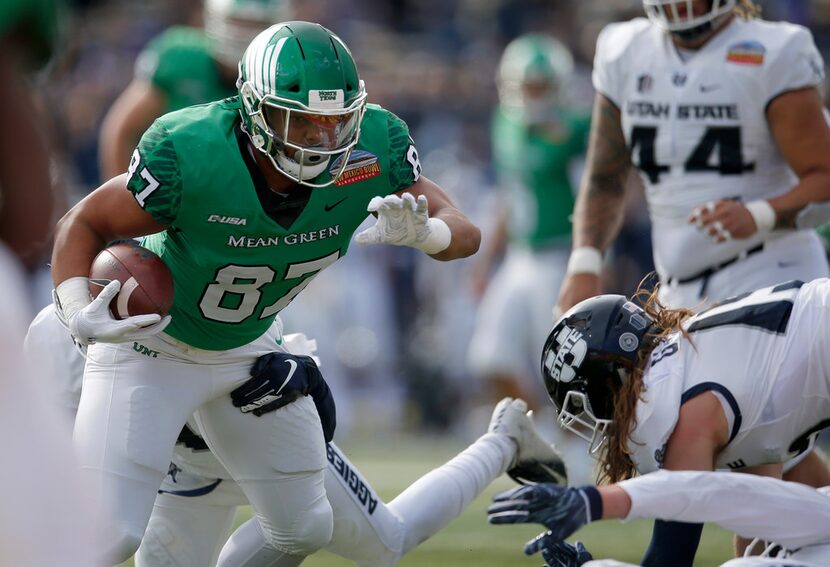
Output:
[274,149,331,181]
[671,11,732,43]
[672,21,711,41]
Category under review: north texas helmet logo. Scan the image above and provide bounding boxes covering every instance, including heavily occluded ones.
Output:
[544,326,587,383]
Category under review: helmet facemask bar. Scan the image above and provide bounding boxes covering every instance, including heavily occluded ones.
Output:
[239,79,368,187]
[643,0,736,32]
[557,390,612,454]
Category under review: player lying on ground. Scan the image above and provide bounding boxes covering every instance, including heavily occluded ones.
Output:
[488,469,830,567]
[26,304,566,566]
[540,277,830,566]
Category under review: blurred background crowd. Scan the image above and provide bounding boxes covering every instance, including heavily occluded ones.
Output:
[18,0,830,443]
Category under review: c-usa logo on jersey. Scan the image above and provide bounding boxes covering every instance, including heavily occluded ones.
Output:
[545,326,588,384]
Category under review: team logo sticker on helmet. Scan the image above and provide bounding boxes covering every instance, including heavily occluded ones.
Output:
[618,332,639,353]
[309,89,344,109]
[544,326,587,383]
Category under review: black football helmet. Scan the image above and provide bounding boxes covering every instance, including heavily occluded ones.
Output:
[541,295,659,452]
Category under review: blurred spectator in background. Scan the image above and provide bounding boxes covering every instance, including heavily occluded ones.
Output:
[0,0,61,273]
[0,0,102,563]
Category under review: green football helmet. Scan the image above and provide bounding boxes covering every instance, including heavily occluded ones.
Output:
[497,34,574,124]
[205,0,291,68]
[238,22,367,187]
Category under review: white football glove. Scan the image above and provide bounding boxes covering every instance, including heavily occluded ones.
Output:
[63,280,171,346]
[355,192,451,254]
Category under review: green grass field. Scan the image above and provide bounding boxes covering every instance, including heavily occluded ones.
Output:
[121,436,735,566]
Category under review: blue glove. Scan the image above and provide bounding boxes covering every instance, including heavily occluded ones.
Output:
[231,352,336,441]
[525,533,593,567]
[487,483,602,541]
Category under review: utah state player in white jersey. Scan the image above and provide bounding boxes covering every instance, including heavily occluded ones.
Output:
[541,278,830,566]
[557,0,830,312]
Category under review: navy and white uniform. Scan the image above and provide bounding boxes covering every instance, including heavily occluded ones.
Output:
[593,17,829,306]
[585,471,830,567]
[630,279,830,474]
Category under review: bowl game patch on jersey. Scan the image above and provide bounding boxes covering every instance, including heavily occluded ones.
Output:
[726,40,766,65]
[331,150,381,186]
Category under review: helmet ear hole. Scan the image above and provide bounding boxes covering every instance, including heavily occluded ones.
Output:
[568,315,591,330]
[288,84,301,93]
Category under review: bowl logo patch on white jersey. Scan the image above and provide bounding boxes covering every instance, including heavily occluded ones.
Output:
[544,326,587,384]
[726,40,765,65]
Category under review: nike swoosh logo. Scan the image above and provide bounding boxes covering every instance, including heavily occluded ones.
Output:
[325,197,348,212]
[699,84,720,92]
[275,337,283,345]
[275,359,298,395]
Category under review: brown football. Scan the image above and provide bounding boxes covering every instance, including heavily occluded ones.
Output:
[89,241,174,320]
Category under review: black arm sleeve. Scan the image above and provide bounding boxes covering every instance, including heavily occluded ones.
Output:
[641,520,704,567]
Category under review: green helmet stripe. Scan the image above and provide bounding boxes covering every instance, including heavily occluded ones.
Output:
[264,42,275,92]
[260,41,269,92]
[246,30,286,95]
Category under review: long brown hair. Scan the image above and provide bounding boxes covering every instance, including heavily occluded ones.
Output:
[734,0,761,20]
[596,279,696,484]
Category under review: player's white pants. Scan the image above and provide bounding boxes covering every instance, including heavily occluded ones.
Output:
[140,434,515,567]
[136,471,244,567]
[75,322,331,564]
[468,245,569,392]
[658,230,829,309]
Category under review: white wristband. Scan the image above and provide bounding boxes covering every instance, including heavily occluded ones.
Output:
[55,277,92,322]
[745,200,776,234]
[418,217,452,255]
[566,246,603,275]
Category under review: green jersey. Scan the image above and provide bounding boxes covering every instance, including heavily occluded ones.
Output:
[135,27,235,114]
[492,108,589,249]
[126,98,420,350]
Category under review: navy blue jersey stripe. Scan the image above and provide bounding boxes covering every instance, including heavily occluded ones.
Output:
[687,300,793,334]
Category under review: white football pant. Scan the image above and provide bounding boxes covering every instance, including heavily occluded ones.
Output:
[75,322,331,564]
[658,231,829,309]
[137,435,515,567]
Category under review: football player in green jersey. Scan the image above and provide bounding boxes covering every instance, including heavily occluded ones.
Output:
[99,0,290,180]
[52,21,480,565]
[0,0,63,269]
[468,34,589,415]
[1,1,102,564]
